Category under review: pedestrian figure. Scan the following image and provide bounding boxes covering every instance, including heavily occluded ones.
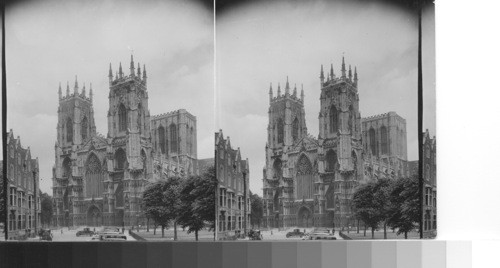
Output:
[61,229,63,234]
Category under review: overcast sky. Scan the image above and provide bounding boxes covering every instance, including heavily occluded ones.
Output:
[215,0,435,195]
[4,0,214,194]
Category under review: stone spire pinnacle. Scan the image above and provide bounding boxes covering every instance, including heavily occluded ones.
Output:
[354,66,358,86]
[348,65,352,81]
[130,54,135,77]
[330,63,334,79]
[142,64,147,86]
[277,83,281,96]
[269,83,273,102]
[320,64,325,83]
[58,82,62,99]
[82,82,86,97]
[90,83,93,102]
[301,84,304,102]
[341,56,346,78]
[74,75,79,94]
[285,76,290,95]
[293,83,297,97]
[119,62,123,78]
[66,81,70,96]
[137,62,141,78]
[108,63,113,80]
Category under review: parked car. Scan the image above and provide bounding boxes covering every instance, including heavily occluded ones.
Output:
[39,229,53,241]
[286,229,305,238]
[308,229,336,240]
[101,234,127,241]
[248,230,263,240]
[76,228,94,237]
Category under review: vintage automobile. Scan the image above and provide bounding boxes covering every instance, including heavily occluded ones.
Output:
[248,230,263,240]
[39,229,53,241]
[101,234,127,241]
[308,229,336,240]
[76,227,95,237]
[286,229,305,238]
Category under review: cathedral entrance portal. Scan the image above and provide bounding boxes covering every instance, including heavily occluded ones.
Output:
[87,205,101,227]
[297,206,312,228]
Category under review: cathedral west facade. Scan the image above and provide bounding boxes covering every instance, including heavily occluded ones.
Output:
[262,57,409,229]
[52,56,198,228]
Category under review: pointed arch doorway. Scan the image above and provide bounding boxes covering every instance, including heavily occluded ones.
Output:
[297,206,312,228]
[87,205,102,227]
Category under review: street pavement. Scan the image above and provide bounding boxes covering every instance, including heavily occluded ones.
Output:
[259,227,343,241]
[51,227,136,242]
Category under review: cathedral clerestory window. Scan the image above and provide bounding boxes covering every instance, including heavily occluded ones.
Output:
[170,123,178,153]
[369,128,377,155]
[380,126,388,155]
[158,126,166,154]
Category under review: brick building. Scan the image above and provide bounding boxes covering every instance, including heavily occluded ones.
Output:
[215,130,250,239]
[3,130,41,240]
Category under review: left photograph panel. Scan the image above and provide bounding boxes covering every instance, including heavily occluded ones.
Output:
[2,0,215,241]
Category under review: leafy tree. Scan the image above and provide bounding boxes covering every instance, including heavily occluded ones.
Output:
[40,192,53,228]
[388,175,420,239]
[249,191,263,229]
[371,179,392,239]
[353,181,384,239]
[177,166,216,241]
[142,177,182,238]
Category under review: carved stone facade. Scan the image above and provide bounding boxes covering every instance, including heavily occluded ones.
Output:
[52,56,198,228]
[215,130,250,238]
[3,130,41,239]
[262,57,409,229]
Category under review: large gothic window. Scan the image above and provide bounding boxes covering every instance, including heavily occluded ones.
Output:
[81,116,88,142]
[329,105,338,133]
[85,154,104,198]
[118,104,127,132]
[66,118,73,143]
[292,118,299,142]
[352,151,357,171]
[325,150,337,172]
[115,148,127,170]
[273,158,282,180]
[380,126,388,155]
[277,118,284,144]
[158,126,166,154]
[190,127,194,155]
[62,157,72,178]
[170,123,178,153]
[137,104,142,134]
[369,128,377,155]
[296,155,313,200]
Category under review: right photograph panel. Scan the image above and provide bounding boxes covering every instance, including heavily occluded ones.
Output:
[215,0,435,240]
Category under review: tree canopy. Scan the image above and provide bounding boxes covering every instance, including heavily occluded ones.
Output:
[249,191,263,229]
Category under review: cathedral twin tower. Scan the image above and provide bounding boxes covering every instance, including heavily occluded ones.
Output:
[262,56,406,229]
[52,56,198,227]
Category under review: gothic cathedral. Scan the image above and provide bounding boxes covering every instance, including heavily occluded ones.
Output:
[262,56,409,229]
[52,56,198,228]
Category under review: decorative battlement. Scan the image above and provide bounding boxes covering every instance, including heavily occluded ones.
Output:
[58,76,93,103]
[362,111,405,122]
[109,55,147,88]
[319,56,358,90]
[269,76,305,104]
[151,108,196,120]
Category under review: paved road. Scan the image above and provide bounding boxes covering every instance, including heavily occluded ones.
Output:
[259,228,343,241]
[51,227,136,242]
